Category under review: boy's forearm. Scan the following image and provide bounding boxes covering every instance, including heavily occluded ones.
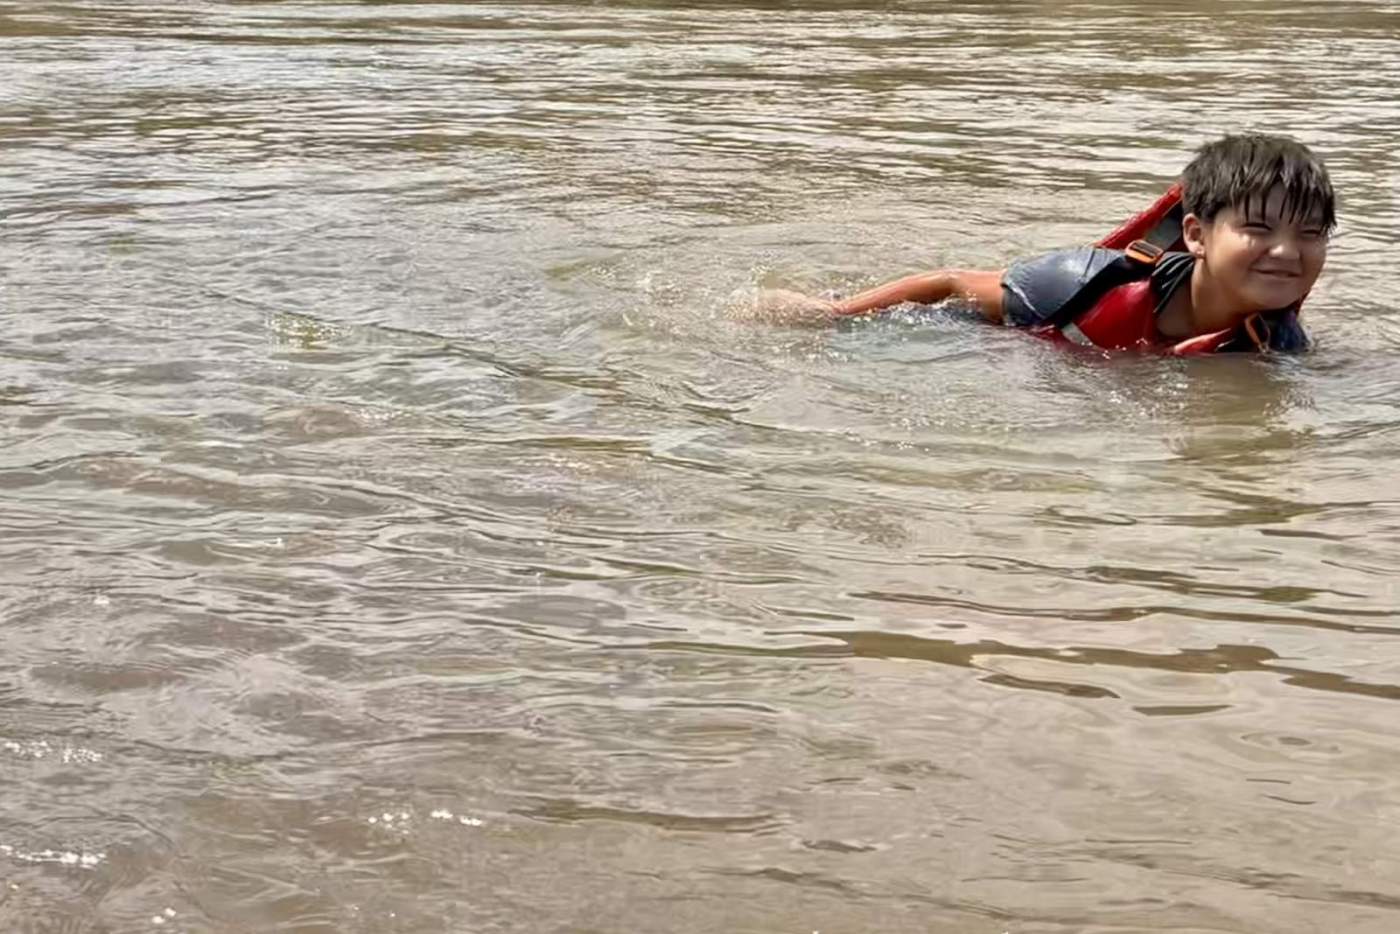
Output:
[835,269,1006,322]
[833,272,954,316]
[748,269,1004,326]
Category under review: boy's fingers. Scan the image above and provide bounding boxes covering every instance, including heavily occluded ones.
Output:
[746,289,836,325]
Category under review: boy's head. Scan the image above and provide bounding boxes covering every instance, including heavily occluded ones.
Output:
[1181,134,1336,233]
[1180,134,1335,314]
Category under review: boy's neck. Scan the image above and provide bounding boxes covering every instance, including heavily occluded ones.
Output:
[1159,261,1251,339]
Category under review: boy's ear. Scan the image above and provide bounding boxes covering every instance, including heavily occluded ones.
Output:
[1181,213,1208,258]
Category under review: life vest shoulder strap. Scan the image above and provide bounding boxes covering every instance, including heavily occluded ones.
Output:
[1041,240,1162,331]
[1098,183,1186,252]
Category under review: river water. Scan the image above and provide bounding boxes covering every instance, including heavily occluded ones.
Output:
[3,2,1400,932]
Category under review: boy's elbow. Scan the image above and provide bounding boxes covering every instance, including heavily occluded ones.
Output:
[947,269,1007,323]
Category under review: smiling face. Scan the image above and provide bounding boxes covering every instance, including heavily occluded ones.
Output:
[1183,185,1329,314]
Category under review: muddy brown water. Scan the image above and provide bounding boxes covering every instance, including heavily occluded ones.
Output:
[3,2,1400,932]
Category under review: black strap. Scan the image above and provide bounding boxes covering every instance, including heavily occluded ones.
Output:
[1042,240,1161,331]
[1145,202,1185,252]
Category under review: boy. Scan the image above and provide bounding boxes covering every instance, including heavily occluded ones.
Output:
[755,134,1335,355]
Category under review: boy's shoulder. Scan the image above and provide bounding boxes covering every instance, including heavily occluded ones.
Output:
[1002,246,1134,328]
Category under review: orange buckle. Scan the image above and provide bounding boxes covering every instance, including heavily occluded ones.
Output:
[1244,314,1272,352]
[1124,239,1165,266]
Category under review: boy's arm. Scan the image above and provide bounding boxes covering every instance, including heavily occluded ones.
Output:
[833,269,1006,322]
[750,269,1006,325]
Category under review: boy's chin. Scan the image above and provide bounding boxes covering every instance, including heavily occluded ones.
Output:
[1241,281,1308,311]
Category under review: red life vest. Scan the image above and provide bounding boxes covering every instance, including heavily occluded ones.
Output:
[1028,184,1299,356]
[1025,249,1243,356]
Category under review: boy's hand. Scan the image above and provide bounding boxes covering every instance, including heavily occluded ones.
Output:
[743,288,839,326]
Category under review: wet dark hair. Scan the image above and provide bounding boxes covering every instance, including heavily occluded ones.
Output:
[1181,134,1336,233]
